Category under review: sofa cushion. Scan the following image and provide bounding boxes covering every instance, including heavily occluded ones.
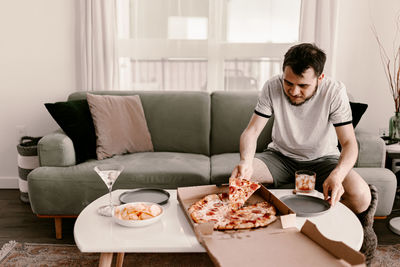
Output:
[211,152,277,185]
[44,100,97,163]
[210,153,240,185]
[355,132,386,168]
[69,91,211,156]
[87,94,154,160]
[210,91,272,155]
[28,152,210,215]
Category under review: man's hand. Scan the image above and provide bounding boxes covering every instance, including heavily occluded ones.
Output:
[231,160,253,180]
[322,175,345,206]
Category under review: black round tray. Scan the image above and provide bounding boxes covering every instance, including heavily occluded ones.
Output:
[119,188,170,205]
[280,194,330,217]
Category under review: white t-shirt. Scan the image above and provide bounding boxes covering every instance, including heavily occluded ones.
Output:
[255,75,352,161]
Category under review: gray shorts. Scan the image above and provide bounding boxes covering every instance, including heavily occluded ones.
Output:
[255,149,339,191]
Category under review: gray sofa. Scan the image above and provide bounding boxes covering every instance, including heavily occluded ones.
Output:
[28,91,397,238]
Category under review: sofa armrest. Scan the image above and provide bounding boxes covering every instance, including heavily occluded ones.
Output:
[38,130,76,167]
[355,131,385,168]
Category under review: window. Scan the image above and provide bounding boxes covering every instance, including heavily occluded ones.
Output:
[117,0,302,91]
[168,16,208,40]
[227,0,300,43]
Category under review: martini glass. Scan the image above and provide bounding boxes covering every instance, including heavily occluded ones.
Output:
[94,164,124,217]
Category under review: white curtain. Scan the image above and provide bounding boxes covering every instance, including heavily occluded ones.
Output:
[299,0,339,77]
[78,0,119,91]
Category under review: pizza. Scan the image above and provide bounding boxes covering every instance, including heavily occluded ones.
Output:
[188,192,277,230]
[229,177,261,210]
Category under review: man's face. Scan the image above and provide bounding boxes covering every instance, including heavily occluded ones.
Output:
[282,66,323,106]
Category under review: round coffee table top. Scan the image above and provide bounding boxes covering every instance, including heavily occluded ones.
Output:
[74,189,363,253]
[270,189,363,250]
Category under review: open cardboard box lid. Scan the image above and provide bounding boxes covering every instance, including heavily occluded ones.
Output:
[177,184,365,267]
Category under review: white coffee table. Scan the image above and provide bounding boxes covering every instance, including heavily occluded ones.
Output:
[74,189,363,267]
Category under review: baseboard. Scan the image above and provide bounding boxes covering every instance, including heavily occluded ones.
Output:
[0,176,19,189]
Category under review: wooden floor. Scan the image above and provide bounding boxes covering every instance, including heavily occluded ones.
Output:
[1,189,400,247]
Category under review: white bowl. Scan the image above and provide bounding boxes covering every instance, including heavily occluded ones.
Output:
[113,202,164,228]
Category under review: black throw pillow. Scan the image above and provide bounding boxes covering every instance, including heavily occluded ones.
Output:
[45,99,97,163]
[350,101,368,128]
[338,101,368,151]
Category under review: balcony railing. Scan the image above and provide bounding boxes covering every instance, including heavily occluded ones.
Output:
[119,58,282,91]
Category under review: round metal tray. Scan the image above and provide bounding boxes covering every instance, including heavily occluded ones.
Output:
[280,194,331,217]
[119,188,170,205]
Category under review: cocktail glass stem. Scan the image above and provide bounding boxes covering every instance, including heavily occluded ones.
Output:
[94,164,123,217]
[108,185,113,211]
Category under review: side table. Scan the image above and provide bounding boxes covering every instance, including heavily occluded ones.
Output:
[385,143,400,198]
[385,142,400,235]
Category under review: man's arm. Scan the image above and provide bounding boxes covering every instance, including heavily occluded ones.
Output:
[230,114,269,180]
[323,123,358,205]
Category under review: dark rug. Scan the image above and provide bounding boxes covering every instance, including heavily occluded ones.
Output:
[0,241,213,267]
[1,241,399,266]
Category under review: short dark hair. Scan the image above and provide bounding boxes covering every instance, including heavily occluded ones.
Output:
[282,43,326,77]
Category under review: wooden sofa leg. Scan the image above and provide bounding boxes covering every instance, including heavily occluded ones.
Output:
[55,217,62,239]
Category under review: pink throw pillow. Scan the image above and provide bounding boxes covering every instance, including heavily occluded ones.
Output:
[87,94,153,160]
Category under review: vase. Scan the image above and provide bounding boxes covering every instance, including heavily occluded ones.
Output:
[389,112,400,141]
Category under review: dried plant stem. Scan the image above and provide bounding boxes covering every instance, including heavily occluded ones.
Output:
[372,14,400,112]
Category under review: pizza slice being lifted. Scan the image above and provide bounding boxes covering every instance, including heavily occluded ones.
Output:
[229,177,261,210]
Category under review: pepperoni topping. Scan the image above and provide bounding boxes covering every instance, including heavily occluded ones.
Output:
[219,193,229,200]
[189,194,276,229]
[229,186,235,194]
[235,179,242,186]
[263,213,270,219]
[250,183,259,191]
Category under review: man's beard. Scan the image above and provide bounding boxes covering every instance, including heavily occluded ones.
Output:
[284,85,318,106]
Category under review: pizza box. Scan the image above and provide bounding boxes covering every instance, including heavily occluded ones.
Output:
[177,184,366,267]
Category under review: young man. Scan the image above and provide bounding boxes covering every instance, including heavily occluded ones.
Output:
[230,43,371,215]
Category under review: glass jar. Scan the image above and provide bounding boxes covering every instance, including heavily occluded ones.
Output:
[389,112,400,141]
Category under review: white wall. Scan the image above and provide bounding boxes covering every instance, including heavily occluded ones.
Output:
[0,0,78,187]
[335,0,400,134]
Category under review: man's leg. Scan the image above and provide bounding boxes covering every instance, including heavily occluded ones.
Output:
[341,170,371,214]
[253,149,298,187]
[251,158,274,184]
[341,171,377,265]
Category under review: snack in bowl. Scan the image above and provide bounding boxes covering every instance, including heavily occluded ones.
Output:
[113,202,163,227]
